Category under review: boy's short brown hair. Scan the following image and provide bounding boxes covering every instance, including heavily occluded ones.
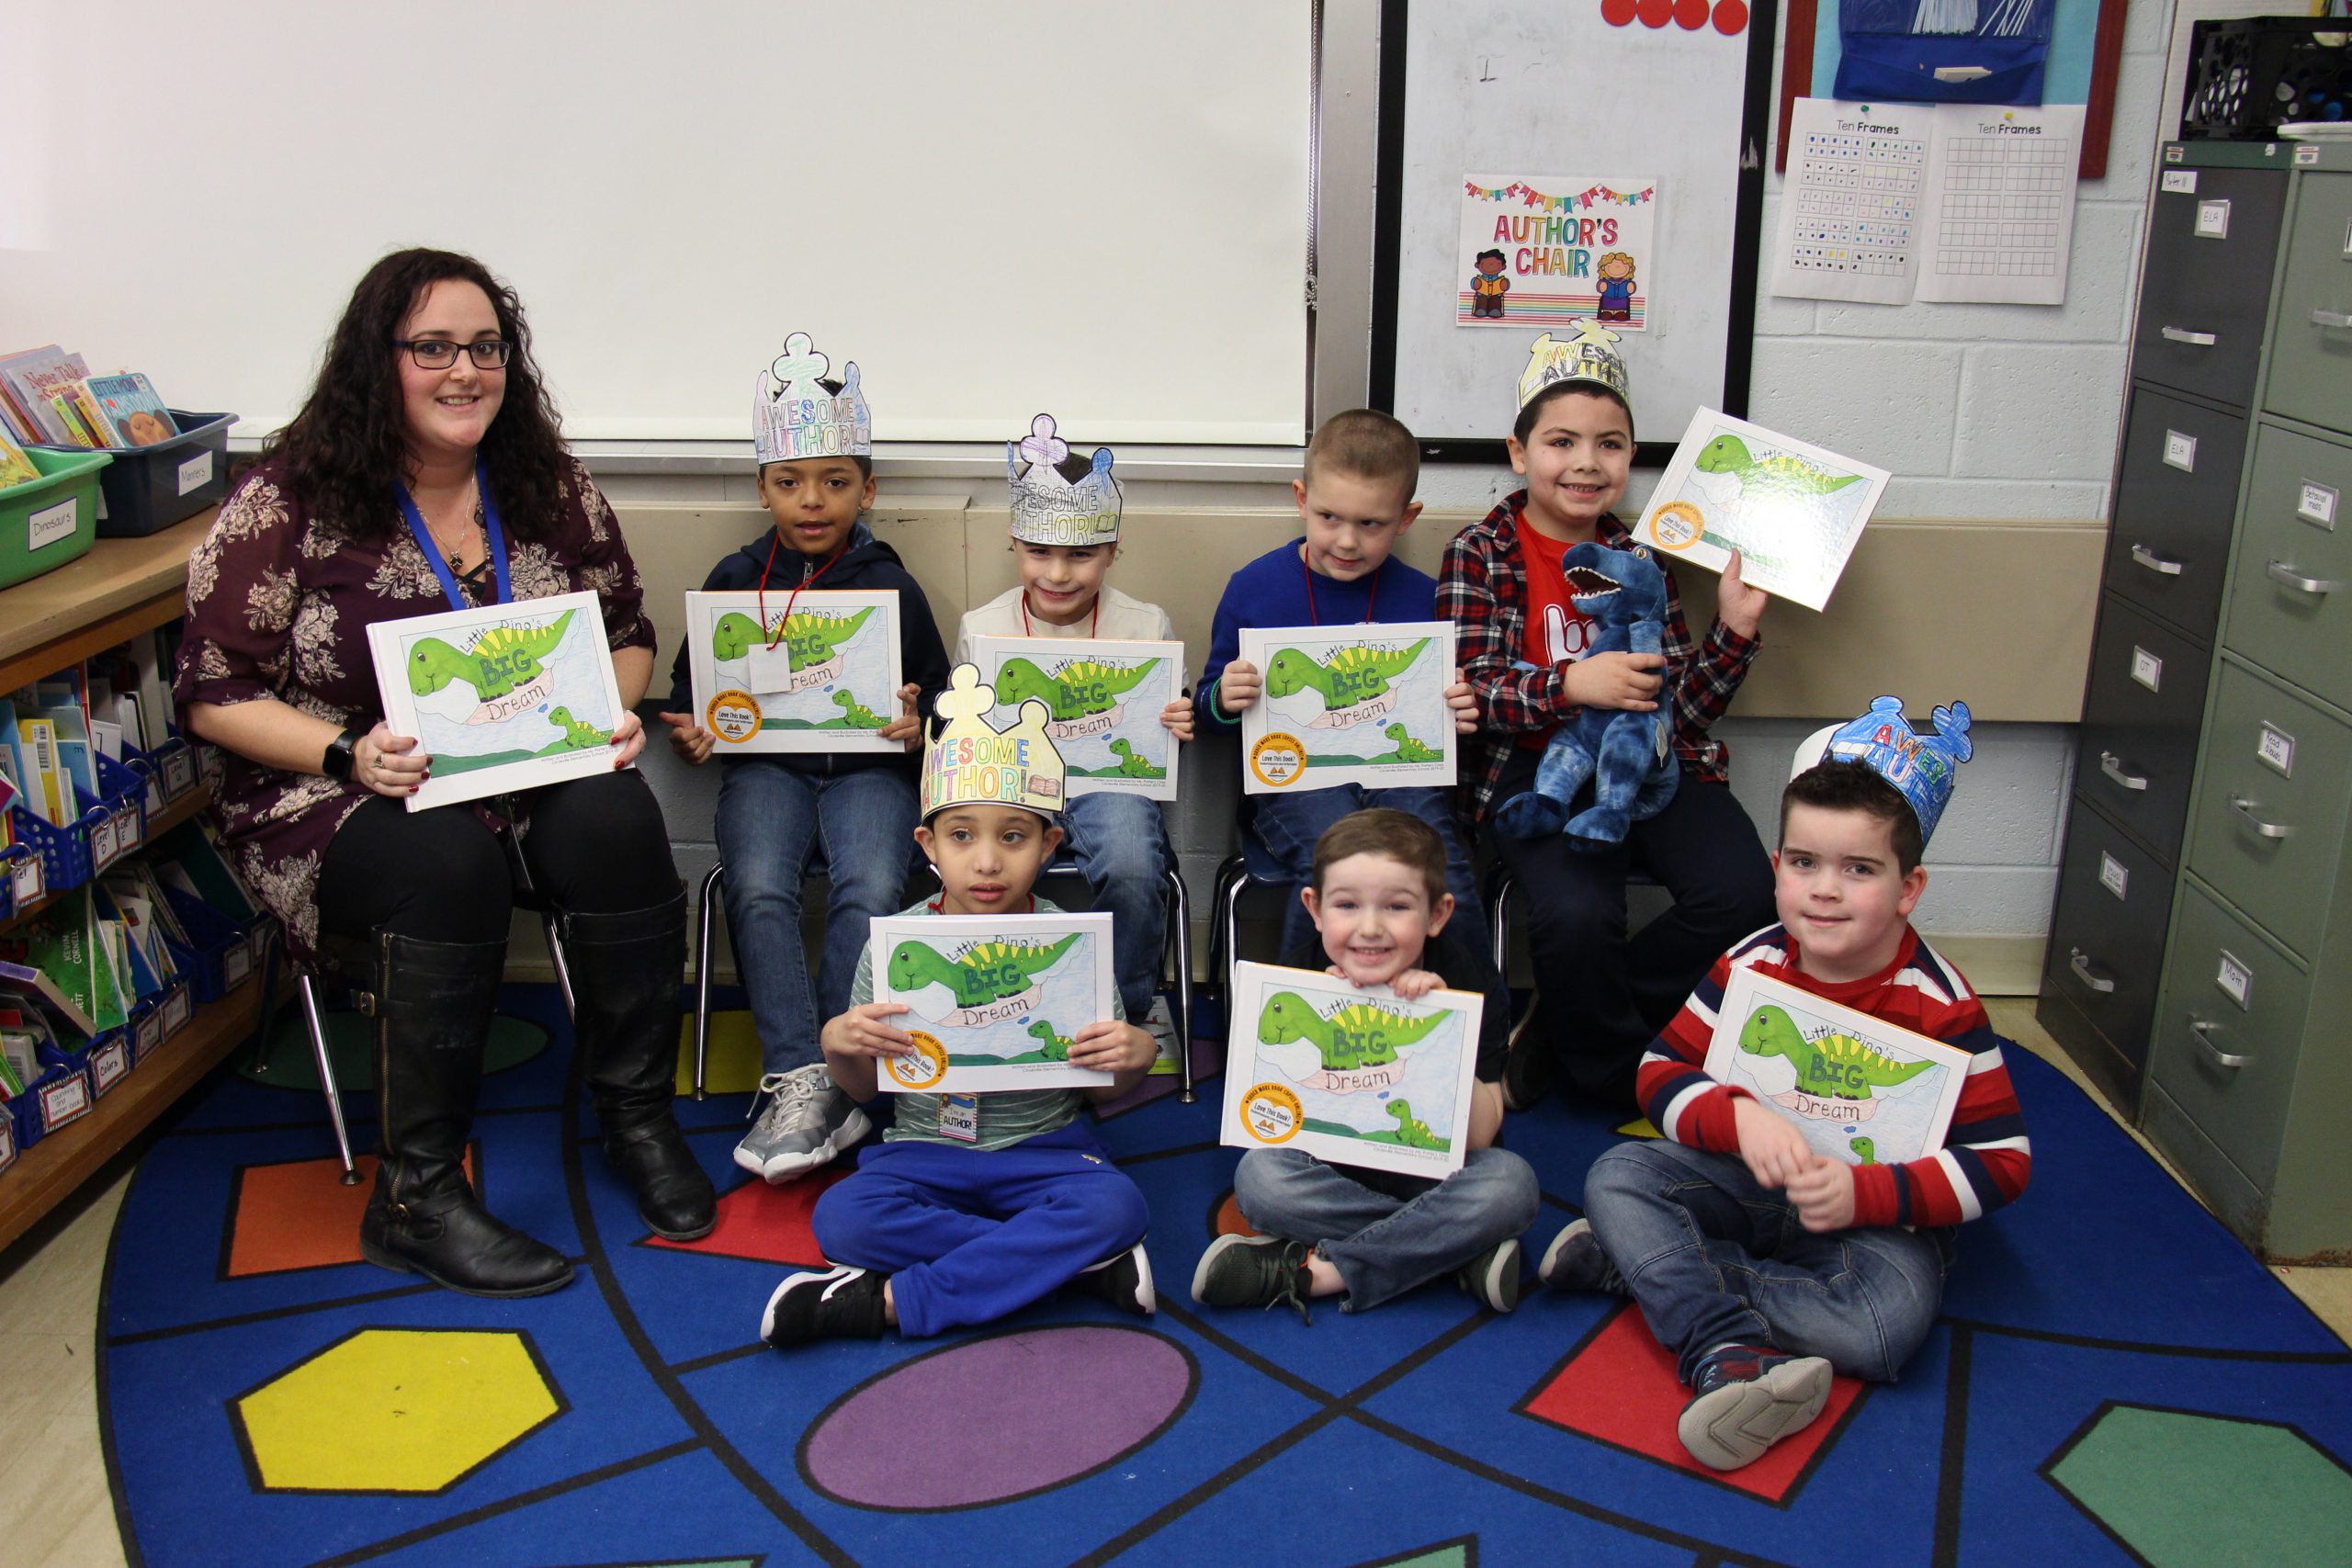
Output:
[1780,761,1925,874]
[1304,408,1419,505]
[1511,381,1634,448]
[1310,807,1448,905]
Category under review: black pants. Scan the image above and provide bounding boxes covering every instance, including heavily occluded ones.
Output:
[317,770,681,945]
[1485,749,1774,1106]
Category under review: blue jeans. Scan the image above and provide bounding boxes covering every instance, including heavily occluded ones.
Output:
[1249,784,1487,962]
[1235,1145,1539,1312]
[1055,792,1172,1021]
[716,761,920,1074]
[1582,1140,1951,1385]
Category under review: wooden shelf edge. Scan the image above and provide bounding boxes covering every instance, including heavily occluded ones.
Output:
[0,971,283,1258]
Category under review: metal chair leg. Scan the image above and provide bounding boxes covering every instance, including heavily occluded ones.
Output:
[1486,866,1514,976]
[1163,865,1194,1103]
[693,861,724,1101]
[1215,858,1251,1010]
[300,974,359,1185]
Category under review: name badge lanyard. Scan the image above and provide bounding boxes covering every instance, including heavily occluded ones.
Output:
[395,461,513,611]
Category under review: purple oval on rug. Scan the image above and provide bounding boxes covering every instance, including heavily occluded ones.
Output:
[799,1325,1196,1510]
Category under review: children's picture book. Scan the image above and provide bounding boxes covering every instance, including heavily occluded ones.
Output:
[869,911,1115,1094]
[1219,961,1484,1180]
[0,423,37,489]
[683,589,903,755]
[1701,969,1973,1168]
[0,346,93,446]
[81,375,177,446]
[1238,621,1456,795]
[1457,174,1657,330]
[967,636,1182,802]
[366,590,627,813]
[1634,409,1890,613]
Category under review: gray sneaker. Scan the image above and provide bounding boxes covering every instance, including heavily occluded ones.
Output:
[735,1065,870,1184]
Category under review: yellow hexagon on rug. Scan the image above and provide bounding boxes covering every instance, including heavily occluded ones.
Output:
[232,1327,564,1494]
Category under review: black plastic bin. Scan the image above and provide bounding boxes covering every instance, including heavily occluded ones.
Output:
[33,410,237,537]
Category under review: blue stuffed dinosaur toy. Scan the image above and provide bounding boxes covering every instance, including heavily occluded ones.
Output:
[1493,542,1679,848]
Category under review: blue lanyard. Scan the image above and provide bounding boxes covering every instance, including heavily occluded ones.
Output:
[395,461,511,610]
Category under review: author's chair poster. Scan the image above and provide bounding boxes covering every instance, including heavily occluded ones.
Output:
[1701,969,1972,1168]
[367,591,626,813]
[1239,622,1456,795]
[1220,962,1484,1180]
[684,589,903,754]
[871,911,1114,1094]
[967,636,1183,802]
[1458,175,1657,331]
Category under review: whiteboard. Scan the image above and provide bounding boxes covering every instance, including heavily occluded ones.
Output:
[0,1,1311,446]
[1374,0,1774,455]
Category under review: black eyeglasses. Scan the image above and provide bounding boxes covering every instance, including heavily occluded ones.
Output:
[394,338,513,370]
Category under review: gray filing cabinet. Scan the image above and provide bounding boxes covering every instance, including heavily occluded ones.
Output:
[2132,142,2352,1262]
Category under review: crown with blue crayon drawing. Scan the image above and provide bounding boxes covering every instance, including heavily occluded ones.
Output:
[921,662,1068,822]
[752,332,872,466]
[1791,695,1974,845]
[1006,413,1122,547]
[1517,321,1631,408]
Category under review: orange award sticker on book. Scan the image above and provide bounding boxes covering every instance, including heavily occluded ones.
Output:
[1250,732,1307,789]
[1240,1082,1304,1144]
[884,1032,951,1089]
[707,689,762,743]
[1648,502,1703,551]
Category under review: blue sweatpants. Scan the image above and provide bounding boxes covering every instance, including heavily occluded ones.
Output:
[810,1122,1149,1338]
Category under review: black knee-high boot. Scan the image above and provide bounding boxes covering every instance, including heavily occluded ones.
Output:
[345,930,574,1297]
[565,890,716,1241]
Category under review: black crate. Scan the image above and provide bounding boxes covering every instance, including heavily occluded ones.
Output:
[2183,17,2352,141]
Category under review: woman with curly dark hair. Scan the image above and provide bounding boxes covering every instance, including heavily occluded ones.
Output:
[175,249,713,1297]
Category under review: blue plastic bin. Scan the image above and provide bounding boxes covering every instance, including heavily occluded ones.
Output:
[31,411,236,537]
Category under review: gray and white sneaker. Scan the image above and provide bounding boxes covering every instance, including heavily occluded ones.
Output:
[735,1064,871,1184]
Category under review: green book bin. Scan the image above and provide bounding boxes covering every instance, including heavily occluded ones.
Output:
[0,448,110,589]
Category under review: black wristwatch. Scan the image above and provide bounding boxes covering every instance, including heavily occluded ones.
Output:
[322,727,362,782]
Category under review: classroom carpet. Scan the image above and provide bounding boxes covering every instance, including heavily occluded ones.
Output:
[96,984,2352,1568]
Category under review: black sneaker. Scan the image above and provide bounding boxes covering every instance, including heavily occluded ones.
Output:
[1190,1235,1315,1324]
[1536,1218,1626,1294]
[1070,1243,1158,1316]
[1501,997,1555,1111]
[1455,1236,1523,1313]
[1677,1344,1832,1471]
[760,1264,889,1348]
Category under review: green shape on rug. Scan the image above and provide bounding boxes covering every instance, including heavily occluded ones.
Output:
[240,1010,549,1091]
[2046,1404,2352,1567]
[1351,1539,1472,1568]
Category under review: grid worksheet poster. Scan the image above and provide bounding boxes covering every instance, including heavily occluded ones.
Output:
[1771,99,2084,308]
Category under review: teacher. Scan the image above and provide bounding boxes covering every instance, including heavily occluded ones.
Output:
[175,249,713,1297]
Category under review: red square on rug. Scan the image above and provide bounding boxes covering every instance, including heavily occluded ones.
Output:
[225,1150,476,1279]
[1517,1302,1867,1504]
[644,1168,849,1265]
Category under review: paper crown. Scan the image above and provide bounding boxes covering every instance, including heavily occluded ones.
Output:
[1006,413,1121,546]
[1517,321,1631,409]
[752,332,872,466]
[921,663,1068,820]
[1791,695,1974,844]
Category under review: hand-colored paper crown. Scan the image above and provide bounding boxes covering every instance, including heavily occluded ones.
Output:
[753,332,872,466]
[921,662,1068,821]
[1517,321,1631,409]
[1791,695,1974,845]
[1006,413,1121,546]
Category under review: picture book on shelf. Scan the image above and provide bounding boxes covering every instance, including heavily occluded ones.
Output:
[82,374,176,446]
[0,424,35,489]
[0,346,96,446]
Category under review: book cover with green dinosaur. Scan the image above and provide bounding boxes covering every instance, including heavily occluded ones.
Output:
[869,910,1115,1094]
[969,636,1184,802]
[368,591,628,814]
[1219,960,1484,1179]
[684,589,903,757]
[1634,409,1889,613]
[1701,969,1973,1168]
[1237,621,1456,796]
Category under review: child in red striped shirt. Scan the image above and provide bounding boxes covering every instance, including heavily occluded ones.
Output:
[1539,701,2030,1472]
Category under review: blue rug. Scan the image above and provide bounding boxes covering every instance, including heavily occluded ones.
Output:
[97,986,2352,1567]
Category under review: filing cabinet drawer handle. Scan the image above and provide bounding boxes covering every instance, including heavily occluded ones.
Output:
[2229,795,2295,839]
[2188,1018,2251,1070]
[2312,309,2352,330]
[2130,545,2186,577]
[2265,560,2342,595]
[2068,948,2117,995]
[2098,751,2149,791]
[2159,325,2217,345]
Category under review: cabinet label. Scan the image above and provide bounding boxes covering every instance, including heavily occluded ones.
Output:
[0,1111,15,1176]
[224,942,253,987]
[90,815,119,868]
[28,497,76,551]
[163,746,196,796]
[90,1038,129,1094]
[40,1072,90,1128]
[10,854,40,903]
[2165,145,2185,164]
[2257,722,2296,778]
[2130,646,2163,692]
[134,1010,164,1061]
[163,984,192,1034]
[2215,950,2254,1010]
[2194,198,2232,240]
[2098,852,2129,899]
[2160,169,2197,193]
[2293,144,2319,166]
[2299,481,2338,530]
[176,449,213,496]
[2163,429,2198,472]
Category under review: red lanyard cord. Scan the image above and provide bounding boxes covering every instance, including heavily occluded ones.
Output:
[1301,547,1376,626]
[756,534,848,649]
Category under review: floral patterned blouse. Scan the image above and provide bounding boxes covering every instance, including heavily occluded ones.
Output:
[172,456,656,965]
